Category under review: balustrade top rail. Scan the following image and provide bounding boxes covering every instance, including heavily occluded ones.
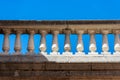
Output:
[1,20,120,25]
[0,20,120,33]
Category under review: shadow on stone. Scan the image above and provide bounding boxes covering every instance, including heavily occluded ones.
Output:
[0,53,48,62]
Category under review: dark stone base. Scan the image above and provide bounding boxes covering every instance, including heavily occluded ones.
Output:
[0,76,120,80]
[0,55,120,80]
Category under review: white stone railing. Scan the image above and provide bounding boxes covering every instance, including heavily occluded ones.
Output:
[0,20,120,57]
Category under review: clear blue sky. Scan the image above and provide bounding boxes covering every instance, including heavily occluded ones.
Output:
[0,0,119,54]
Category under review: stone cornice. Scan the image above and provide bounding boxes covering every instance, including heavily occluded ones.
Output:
[0,20,120,34]
[0,20,120,25]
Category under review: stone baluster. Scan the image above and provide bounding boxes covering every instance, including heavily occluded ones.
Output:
[102,30,110,54]
[14,30,22,55]
[76,30,84,53]
[27,30,35,54]
[88,30,97,53]
[2,29,10,55]
[114,30,120,53]
[64,30,71,52]
[39,30,47,52]
[52,31,59,52]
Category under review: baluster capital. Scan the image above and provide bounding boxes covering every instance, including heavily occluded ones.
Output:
[39,30,47,35]
[113,30,120,34]
[52,30,59,35]
[27,30,35,34]
[101,30,109,34]
[64,30,71,34]
[88,30,95,34]
[2,29,11,34]
[14,29,23,34]
[76,30,84,34]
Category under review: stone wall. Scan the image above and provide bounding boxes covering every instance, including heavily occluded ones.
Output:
[0,62,120,80]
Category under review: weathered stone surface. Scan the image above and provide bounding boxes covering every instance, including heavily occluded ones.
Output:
[1,76,120,80]
[1,71,120,80]
[1,55,120,62]
[1,62,120,71]
[1,20,120,34]
[1,70,120,77]
[45,63,91,71]
[92,63,120,70]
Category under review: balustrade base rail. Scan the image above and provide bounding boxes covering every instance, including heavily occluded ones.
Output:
[0,52,120,62]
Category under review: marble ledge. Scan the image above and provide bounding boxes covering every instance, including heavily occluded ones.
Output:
[0,52,120,63]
